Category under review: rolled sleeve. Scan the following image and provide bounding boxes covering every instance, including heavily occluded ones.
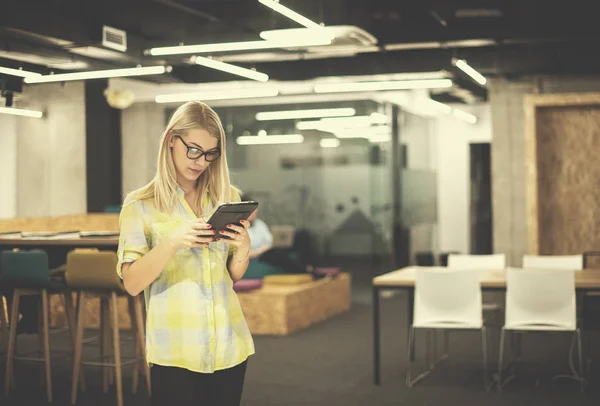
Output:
[116,200,150,279]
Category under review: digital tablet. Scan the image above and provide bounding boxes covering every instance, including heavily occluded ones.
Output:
[206,201,258,239]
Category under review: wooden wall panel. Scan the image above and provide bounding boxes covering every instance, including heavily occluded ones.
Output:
[525,93,600,255]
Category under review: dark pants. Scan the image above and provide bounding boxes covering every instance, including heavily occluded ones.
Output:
[151,361,248,406]
[259,248,307,274]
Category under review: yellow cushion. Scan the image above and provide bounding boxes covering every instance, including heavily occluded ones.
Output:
[263,274,313,285]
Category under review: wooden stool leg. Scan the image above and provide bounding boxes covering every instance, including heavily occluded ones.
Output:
[71,292,86,405]
[0,295,7,351]
[128,296,139,395]
[63,292,86,392]
[4,291,20,396]
[41,290,52,403]
[111,292,124,406]
[134,295,151,395]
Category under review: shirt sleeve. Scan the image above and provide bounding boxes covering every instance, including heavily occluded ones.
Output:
[116,200,150,279]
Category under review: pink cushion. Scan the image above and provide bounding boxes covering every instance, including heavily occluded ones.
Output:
[314,267,341,278]
[233,279,263,292]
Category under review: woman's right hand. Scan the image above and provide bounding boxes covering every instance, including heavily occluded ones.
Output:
[165,220,215,249]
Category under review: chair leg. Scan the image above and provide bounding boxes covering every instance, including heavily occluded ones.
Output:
[481,326,489,391]
[63,292,86,393]
[405,325,415,387]
[41,290,52,403]
[111,292,124,406]
[443,330,450,356]
[577,329,585,393]
[71,292,87,405]
[134,295,151,395]
[5,291,20,396]
[128,296,139,395]
[497,328,505,393]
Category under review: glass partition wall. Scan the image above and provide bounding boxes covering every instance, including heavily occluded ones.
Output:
[168,99,438,275]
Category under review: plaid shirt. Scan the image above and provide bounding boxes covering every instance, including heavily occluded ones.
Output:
[116,187,254,373]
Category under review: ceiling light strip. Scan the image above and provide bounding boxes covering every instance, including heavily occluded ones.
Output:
[314,79,453,93]
[0,106,43,118]
[320,138,340,148]
[149,37,331,56]
[194,56,268,82]
[258,0,322,29]
[155,88,279,103]
[24,66,170,84]
[452,58,487,86]
[0,66,41,78]
[256,107,355,121]
[236,133,304,145]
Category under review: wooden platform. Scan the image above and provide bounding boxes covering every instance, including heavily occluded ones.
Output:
[237,273,352,336]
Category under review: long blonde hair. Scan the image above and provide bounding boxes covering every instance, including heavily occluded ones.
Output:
[133,101,236,214]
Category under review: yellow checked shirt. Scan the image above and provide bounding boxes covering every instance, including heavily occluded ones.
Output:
[116,186,255,373]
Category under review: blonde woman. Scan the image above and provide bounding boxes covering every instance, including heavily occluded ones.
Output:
[117,102,254,406]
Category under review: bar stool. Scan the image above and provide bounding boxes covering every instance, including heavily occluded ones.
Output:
[1,249,79,403]
[66,250,150,406]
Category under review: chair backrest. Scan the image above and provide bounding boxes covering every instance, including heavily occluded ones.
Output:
[448,254,506,270]
[414,268,482,328]
[0,250,50,288]
[66,250,123,291]
[505,267,576,331]
[522,255,583,271]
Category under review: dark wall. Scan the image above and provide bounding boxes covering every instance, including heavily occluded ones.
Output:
[85,80,122,212]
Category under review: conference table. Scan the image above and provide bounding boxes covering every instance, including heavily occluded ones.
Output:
[372,266,600,385]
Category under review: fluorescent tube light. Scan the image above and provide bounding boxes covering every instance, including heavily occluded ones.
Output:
[155,88,279,103]
[194,56,268,82]
[296,114,388,131]
[0,66,41,78]
[24,66,170,84]
[236,133,304,145]
[314,79,453,93]
[369,133,391,143]
[452,109,477,124]
[320,138,340,148]
[452,58,487,86]
[258,0,322,29]
[0,106,43,118]
[256,107,355,121]
[149,37,331,56]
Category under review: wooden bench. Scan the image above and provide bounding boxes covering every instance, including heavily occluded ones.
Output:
[237,273,351,335]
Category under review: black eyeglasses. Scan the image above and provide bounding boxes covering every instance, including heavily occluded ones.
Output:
[176,136,221,162]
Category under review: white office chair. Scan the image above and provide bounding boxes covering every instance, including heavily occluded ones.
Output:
[523,255,583,271]
[406,268,488,389]
[448,255,506,313]
[497,268,584,392]
[444,254,506,353]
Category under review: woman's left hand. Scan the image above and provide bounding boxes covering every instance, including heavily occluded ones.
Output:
[217,220,251,251]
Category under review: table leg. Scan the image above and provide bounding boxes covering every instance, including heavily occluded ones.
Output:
[373,286,381,385]
[408,288,415,361]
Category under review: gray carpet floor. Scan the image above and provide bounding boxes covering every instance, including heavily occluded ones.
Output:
[1,270,600,405]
